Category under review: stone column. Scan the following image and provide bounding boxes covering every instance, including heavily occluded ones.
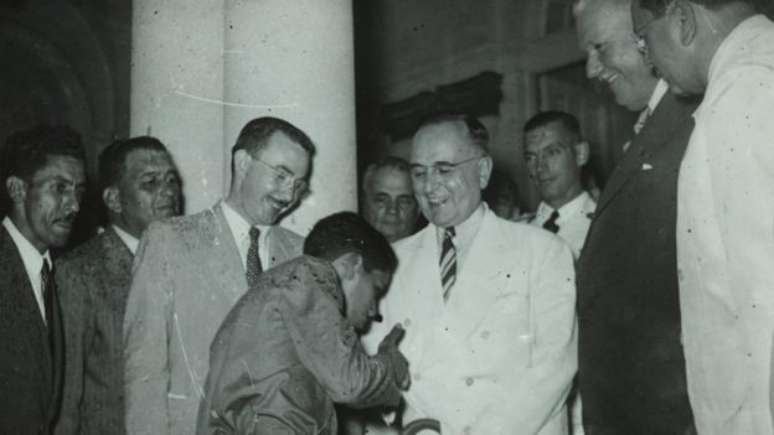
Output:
[131,0,357,234]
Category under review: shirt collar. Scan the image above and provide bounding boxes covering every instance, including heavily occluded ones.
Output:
[707,14,767,94]
[2,216,50,274]
[112,224,140,255]
[536,191,591,223]
[648,78,669,113]
[435,202,486,249]
[222,200,271,246]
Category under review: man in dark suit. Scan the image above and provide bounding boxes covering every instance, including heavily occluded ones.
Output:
[54,137,182,435]
[574,0,698,433]
[0,125,87,434]
[197,212,410,435]
[124,117,314,435]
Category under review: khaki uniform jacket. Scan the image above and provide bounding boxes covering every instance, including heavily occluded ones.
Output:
[197,256,402,435]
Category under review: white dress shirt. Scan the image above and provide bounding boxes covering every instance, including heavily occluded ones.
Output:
[532,192,596,259]
[435,203,486,270]
[623,79,669,152]
[222,201,270,269]
[676,14,774,435]
[112,224,140,255]
[2,216,51,322]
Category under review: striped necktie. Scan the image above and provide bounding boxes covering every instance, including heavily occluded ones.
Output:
[439,227,457,301]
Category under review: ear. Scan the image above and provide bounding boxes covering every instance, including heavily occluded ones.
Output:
[575,141,590,167]
[233,149,252,179]
[332,252,362,283]
[5,176,27,205]
[102,186,122,214]
[478,155,494,190]
[672,0,697,46]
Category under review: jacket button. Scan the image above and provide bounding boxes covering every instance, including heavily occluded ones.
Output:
[465,377,474,386]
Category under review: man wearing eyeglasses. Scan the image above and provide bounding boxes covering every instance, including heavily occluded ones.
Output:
[631,1,774,434]
[360,156,419,243]
[573,1,699,434]
[124,117,314,435]
[363,114,577,434]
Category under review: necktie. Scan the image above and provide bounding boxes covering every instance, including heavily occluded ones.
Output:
[543,210,560,234]
[246,227,263,289]
[439,227,457,301]
[40,260,56,352]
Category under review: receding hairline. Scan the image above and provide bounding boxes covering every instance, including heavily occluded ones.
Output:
[412,119,488,156]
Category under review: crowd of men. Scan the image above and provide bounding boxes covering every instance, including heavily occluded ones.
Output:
[1,0,773,434]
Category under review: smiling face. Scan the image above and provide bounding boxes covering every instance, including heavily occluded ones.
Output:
[229,132,310,226]
[362,167,418,242]
[8,155,86,253]
[410,121,492,228]
[109,149,182,238]
[525,121,586,209]
[577,0,658,110]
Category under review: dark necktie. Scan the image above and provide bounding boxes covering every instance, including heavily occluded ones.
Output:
[439,227,457,302]
[543,210,560,234]
[246,227,263,289]
[40,260,56,350]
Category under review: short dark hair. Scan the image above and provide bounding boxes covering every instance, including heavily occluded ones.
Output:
[362,156,411,193]
[523,111,582,143]
[98,136,170,191]
[416,113,490,154]
[232,117,316,160]
[304,211,398,273]
[2,124,85,184]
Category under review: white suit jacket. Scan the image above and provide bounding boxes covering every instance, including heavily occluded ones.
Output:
[365,208,577,435]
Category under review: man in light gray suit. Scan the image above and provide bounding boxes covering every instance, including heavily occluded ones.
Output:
[123,117,314,435]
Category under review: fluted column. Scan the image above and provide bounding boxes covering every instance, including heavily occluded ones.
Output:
[131,0,357,233]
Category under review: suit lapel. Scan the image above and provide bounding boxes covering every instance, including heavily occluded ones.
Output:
[0,228,54,406]
[267,227,295,268]
[449,211,507,336]
[595,93,692,217]
[210,203,249,299]
[100,228,134,313]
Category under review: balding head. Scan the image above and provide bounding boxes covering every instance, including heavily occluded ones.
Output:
[575,0,659,110]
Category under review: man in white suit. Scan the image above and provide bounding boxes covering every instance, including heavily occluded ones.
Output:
[364,114,577,435]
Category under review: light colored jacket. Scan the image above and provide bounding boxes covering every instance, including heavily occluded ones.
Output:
[123,202,303,435]
[365,208,577,435]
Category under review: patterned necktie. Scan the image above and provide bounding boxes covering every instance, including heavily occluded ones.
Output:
[40,260,56,354]
[439,227,457,302]
[246,227,263,289]
[543,210,560,234]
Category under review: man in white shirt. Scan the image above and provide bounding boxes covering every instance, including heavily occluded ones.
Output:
[123,117,312,435]
[524,111,596,259]
[364,114,577,434]
[0,125,87,434]
[632,1,774,433]
[55,137,182,435]
[574,0,698,433]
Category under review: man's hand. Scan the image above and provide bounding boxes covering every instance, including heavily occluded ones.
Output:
[378,323,405,353]
[378,324,410,390]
